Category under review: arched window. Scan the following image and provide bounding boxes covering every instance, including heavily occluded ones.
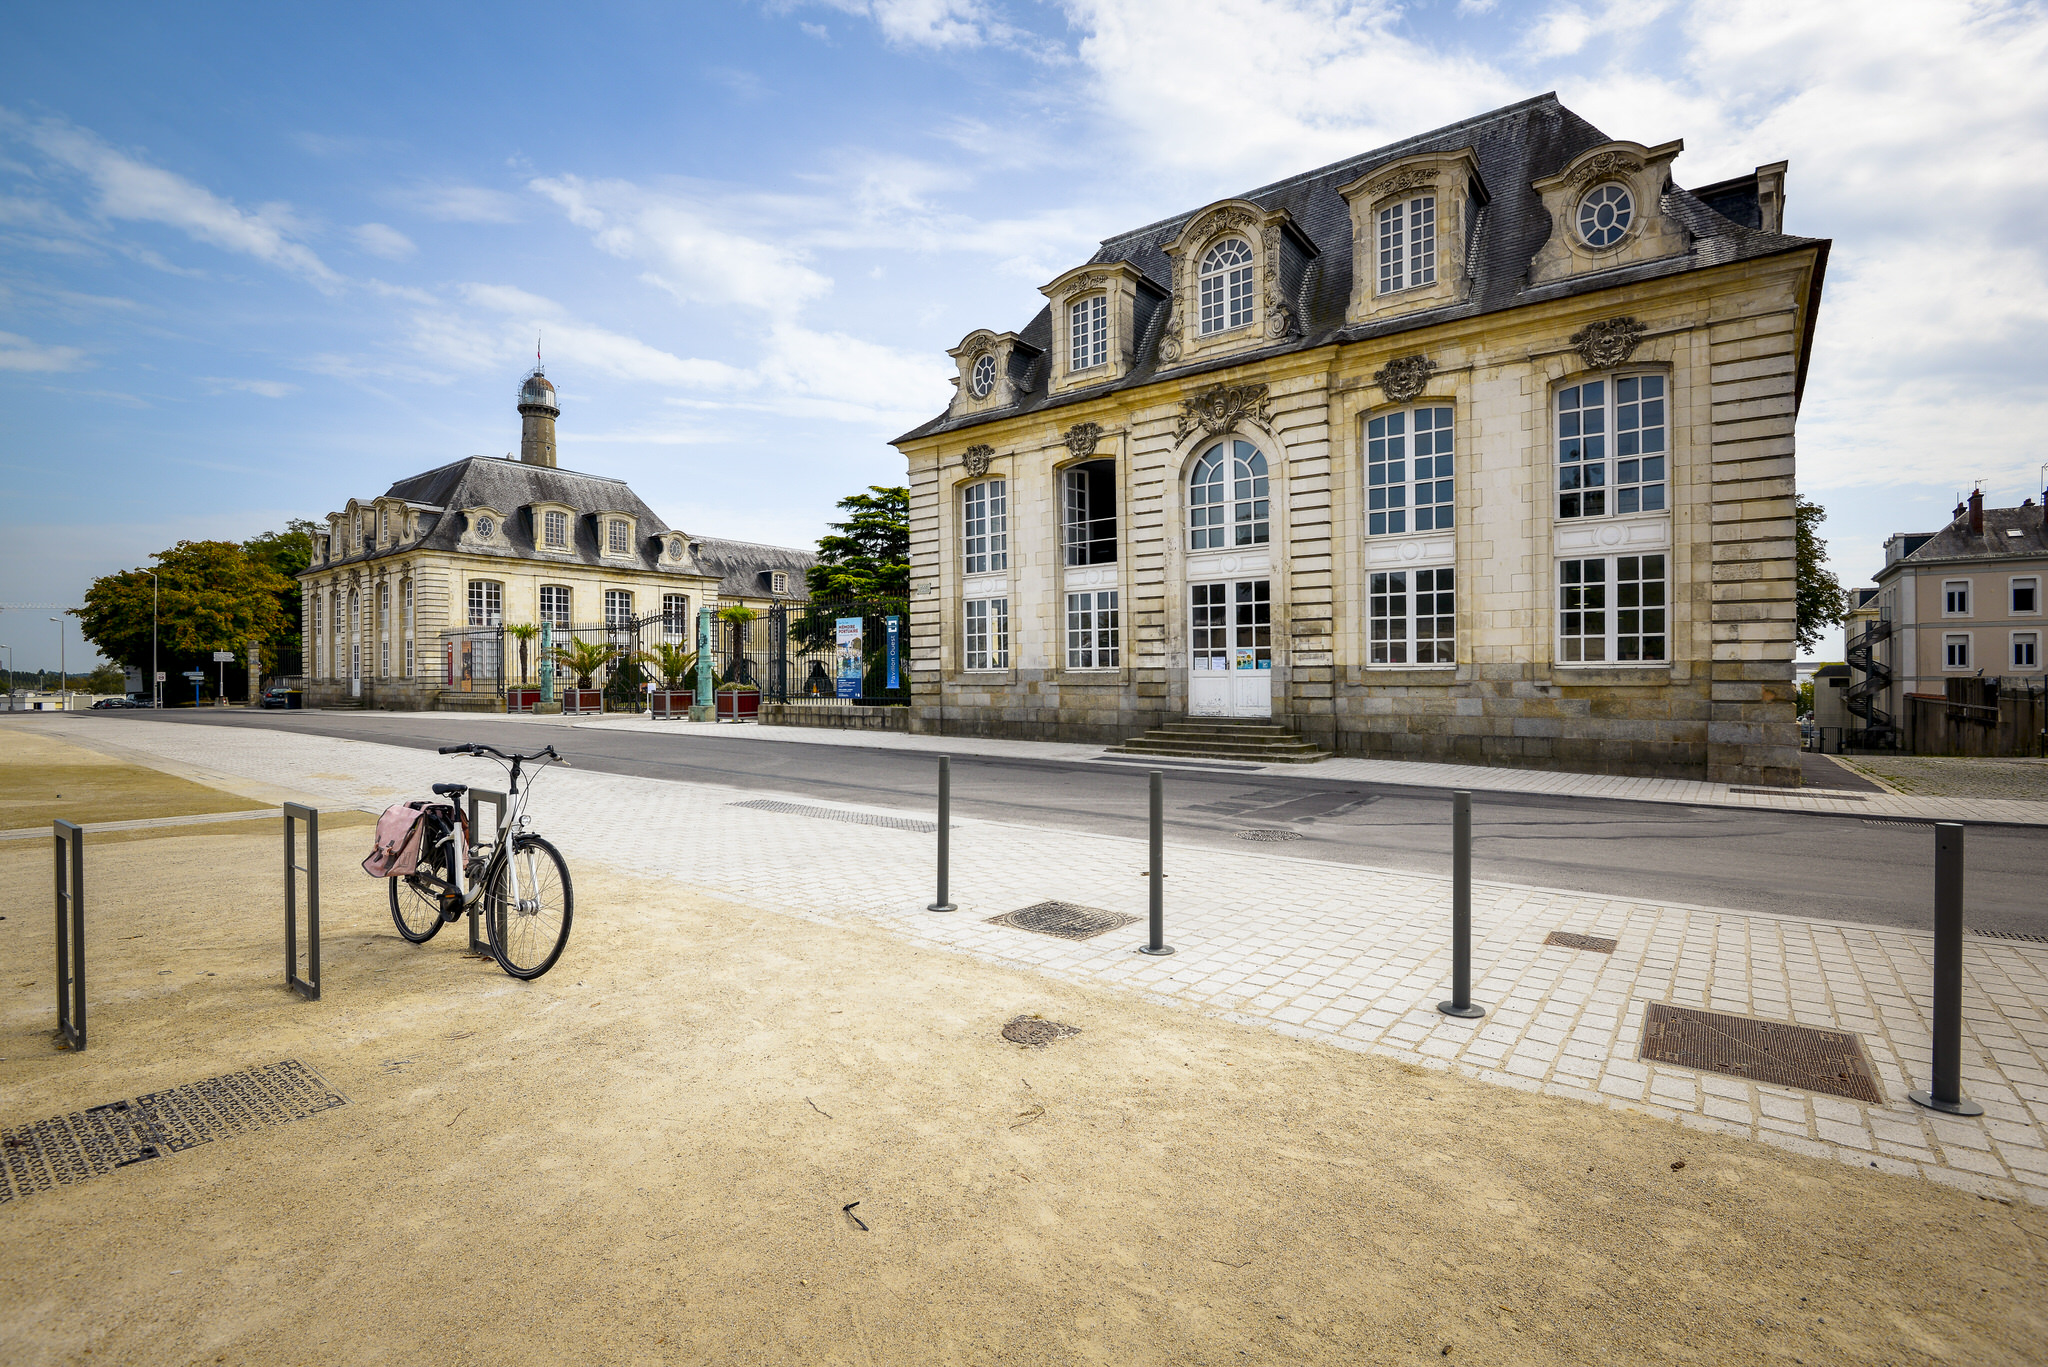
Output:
[1188,440,1269,550]
[969,353,996,398]
[1198,238,1255,335]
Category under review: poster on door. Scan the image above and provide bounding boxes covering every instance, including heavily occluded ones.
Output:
[1234,648,1255,671]
[835,618,864,699]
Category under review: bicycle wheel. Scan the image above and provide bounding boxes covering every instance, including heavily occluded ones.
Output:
[389,874,445,943]
[484,833,573,979]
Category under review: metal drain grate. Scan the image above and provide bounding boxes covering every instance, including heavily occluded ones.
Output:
[1973,928,2048,944]
[1863,819,1932,828]
[729,799,936,833]
[1001,1016,1081,1047]
[1638,1004,1882,1103]
[1236,828,1302,842]
[1544,931,1618,954]
[0,1059,346,1203]
[1730,787,1866,801]
[986,901,1140,941]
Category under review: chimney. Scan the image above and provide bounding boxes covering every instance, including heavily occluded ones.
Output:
[1954,499,1967,523]
[1968,487,1984,535]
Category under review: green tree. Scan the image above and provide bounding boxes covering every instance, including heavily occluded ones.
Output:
[1795,496,1847,655]
[78,540,295,687]
[242,519,317,675]
[806,485,909,601]
[85,663,127,695]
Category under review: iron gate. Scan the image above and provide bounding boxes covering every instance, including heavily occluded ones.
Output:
[768,598,910,705]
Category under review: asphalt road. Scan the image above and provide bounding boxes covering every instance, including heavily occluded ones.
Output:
[89,708,2048,935]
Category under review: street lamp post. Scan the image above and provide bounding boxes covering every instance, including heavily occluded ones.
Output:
[0,644,12,702]
[49,617,66,710]
[143,568,160,708]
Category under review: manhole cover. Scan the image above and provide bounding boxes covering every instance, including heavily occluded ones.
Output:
[986,901,1140,941]
[1637,1004,1882,1103]
[0,1059,346,1202]
[1236,829,1302,842]
[1544,931,1617,954]
[1001,1016,1080,1048]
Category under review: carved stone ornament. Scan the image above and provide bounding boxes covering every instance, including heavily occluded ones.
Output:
[1264,291,1295,340]
[1057,271,1108,300]
[1193,206,1257,239]
[1157,302,1182,364]
[1568,151,1643,188]
[1570,317,1647,370]
[1373,354,1437,403]
[1062,422,1105,460]
[1365,166,1439,201]
[1176,382,1271,442]
[961,444,995,477]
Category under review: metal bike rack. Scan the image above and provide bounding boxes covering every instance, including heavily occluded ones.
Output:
[466,789,507,955]
[54,819,85,1050]
[283,804,321,1000]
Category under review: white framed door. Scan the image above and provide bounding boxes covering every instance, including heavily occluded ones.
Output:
[1189,579,1271,717]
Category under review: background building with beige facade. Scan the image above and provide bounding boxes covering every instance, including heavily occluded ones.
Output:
[891,94,1827,785]
[297,367,811,711]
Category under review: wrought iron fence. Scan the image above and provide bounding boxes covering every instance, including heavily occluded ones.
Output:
[436,629,504,693]
[769,598,910,705]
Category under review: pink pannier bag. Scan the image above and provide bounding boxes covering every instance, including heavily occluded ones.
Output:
[362,800,450,878]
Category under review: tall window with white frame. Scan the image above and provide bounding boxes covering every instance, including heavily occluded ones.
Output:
[1198,238,1255,335]
[311,595,322,677]
[1369,569,1455,665]
[605,589,634,630]
[1062,461,1117,565]
[1378,195,1436,294]
[1188,440,1269,549]
[1366,406,1453,535]
[378,583,390,676]
[964,597,1008,670]
[540,585,570,631]
[402,581,413,678]
[1069,294,1108,373]
[2010,577,2036,614]
[1557,375,1667,518]
[1065,591,1119,669]
[544,509,568,550]
[2013,632,2038,670]
[330,590,341,677]
[1559,555,1666,663]
[1945,633,1971,669]
[962,480,1008,575]
[663,593,690,640]
[468,580,503,628]
[608,519,629,555]
[1944,580,1971,615]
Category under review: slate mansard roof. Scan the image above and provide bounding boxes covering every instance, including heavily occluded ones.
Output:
[688,535,816,601]
[381,456,681,571]
[1893,506,2048,569]
[897,92,1829,444]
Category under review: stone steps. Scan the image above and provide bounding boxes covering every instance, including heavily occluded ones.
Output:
[1109,719,1327,765]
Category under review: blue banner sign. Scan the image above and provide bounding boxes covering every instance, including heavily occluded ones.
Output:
[885,616,900,691]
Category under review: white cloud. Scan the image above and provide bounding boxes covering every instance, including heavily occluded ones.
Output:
[202,376,299,398]
[351,222,416,259]
[395,182,524,223]
[1528,7,1594,58]
[4,110,341,288]
[0,331,88,372]
[811,0,995,48]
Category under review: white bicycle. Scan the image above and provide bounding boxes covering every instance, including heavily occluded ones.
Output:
[387,742,575,980]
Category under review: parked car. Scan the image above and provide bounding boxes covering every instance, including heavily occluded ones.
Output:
[260,685,294,709]
[90,697,133,710]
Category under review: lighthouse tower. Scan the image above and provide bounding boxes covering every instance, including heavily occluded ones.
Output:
[517,366,559,468]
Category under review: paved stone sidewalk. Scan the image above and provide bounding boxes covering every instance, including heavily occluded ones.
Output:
[1836,754,2048,801]
[583,713,2048,826]
[49,717,2048,1208]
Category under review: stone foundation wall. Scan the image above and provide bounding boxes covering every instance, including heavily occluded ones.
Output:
[300,679,446,711]
[761,702,910,733]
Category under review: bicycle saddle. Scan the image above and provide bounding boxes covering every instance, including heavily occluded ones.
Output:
[432,782,468,798]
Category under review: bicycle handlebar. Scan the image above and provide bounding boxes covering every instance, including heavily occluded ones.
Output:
[437,742,567,765]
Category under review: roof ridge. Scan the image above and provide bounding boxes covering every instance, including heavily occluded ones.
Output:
[1097,91,1564,248]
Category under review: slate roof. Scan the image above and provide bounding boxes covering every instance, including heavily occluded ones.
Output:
[1892,506,2048,569]
[688,535,816,601]
[896,92,1829,445]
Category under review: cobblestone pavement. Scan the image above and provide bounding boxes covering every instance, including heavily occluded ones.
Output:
[1838,755,2048,801]
[49,717,2048,1208]
[579,715,2048,825]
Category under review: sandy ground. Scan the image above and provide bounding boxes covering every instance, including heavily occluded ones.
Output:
[0,743,2043,1366]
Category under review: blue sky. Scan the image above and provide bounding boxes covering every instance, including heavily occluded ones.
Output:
[4,0,2045,671]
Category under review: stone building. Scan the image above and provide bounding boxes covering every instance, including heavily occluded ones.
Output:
[297,367,812,710]
[890,93,1828,783]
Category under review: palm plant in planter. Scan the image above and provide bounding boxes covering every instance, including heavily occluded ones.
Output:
[552,637,618,689]
[718,605,758,685]
[639,642,698,692]
[505,622,540,685]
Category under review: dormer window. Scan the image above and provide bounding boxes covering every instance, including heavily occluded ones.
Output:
[969,354,996,399]
[476,515,495,540]
[607,518,629,554]
[1198,238,1254,334]
[669,535,685,560]
[1378,196,1436,293]
[1578,183,1633,247]
[1068,295,1107,371]
[544,510,568,549]
[771,571,789,594]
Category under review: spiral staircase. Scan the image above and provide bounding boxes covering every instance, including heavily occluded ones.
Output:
[1844,616,1897,748]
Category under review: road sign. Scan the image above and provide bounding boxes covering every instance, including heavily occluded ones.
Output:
[212,651,235,662]
[182,670,205,680]
[155,671,166,681]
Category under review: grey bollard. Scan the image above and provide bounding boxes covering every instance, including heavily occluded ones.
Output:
[928,755,957,912]
[1437,790,1485,1019]
[1137,770,1174,956]
[1909,822,1982,1115]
